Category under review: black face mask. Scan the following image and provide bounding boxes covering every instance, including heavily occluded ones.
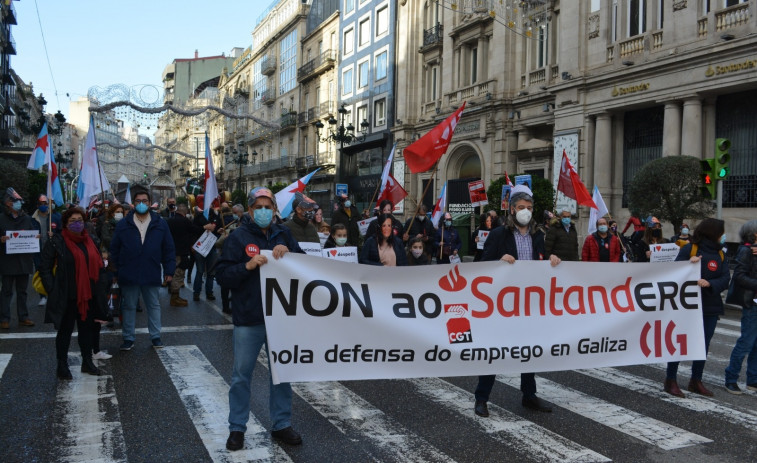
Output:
[168,204,176,210]
[651,229,662,238]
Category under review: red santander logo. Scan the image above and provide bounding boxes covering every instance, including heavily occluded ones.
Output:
[438,265,467,292]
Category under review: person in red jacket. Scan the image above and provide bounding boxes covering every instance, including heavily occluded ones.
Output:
[582,217,622,262]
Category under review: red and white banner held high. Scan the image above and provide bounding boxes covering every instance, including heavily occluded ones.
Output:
[261,254,705,384]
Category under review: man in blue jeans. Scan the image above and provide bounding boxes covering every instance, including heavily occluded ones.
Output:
[110,188,175,350]
[215,187,303,450]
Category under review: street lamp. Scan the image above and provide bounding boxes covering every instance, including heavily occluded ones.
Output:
[314,104,369,184]
[228,142,249,192]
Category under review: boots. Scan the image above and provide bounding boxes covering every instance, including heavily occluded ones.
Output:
[81,354,102,376]
[664,379,685,398]
[57,359,73,380]
[170,293,188,307]
[687,379,714,397]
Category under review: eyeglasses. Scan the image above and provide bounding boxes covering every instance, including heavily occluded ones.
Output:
[134,199,150,204]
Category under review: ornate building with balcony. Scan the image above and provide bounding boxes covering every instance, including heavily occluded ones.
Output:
[394,0,757,239]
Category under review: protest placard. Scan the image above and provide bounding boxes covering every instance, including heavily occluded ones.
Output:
[358,217,376,236]
[192,231,218,257]
[321,246,359,263]
[477,230,490,250]
[468,180,488,207]
[299,241,323,257]
[649,243,680,263]
[4,230,39,254]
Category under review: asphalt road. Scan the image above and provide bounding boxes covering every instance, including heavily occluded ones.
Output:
[1,282,756,463]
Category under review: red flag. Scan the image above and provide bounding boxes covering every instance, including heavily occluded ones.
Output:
[504,171,513,187]
[557,150,597,209]
[403,102,466,173]
[376,173,408,206]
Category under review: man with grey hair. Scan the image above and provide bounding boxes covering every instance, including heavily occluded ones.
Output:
[473,185,561,417]
[545,208,579,261]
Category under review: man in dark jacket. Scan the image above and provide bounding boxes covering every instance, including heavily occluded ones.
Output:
[167,204,214,307]
[0,188,38,328]
[282,192,320,244]
[545,209,579,261]
[215,187,304,451]
[404,204,435,258]
[473,185,561,417]
[331,194,361,247]
[161,197,177,219]
[192,195,224,302]
[109,189,175,350]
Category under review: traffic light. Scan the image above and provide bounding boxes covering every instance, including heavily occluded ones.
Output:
[714,138,731,180]
[700,158,716,199]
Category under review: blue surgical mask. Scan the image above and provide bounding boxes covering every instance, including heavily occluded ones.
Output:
[681,227,689,235]
[720,234,727,245]
[232,214,239,221]
[335,237,348,246]
[38,205,49,213]
[444,220,452,227]
[254,208,273,228]
[135,203,149,214]
[344,200,352,208]
[12,201,22,212]
[561,217,571,226]
[598,225,608,233]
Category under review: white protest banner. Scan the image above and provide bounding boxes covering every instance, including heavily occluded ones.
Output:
[260,253,704,384]
[358,217,376,236]
[4,230,39,254]
[318,232,329,248]
[322,246,359,263]
[477,230,490,250]
[192,230,218,257]
[650,243,680,263]
[468,180,488,207]
[299,241,323,257]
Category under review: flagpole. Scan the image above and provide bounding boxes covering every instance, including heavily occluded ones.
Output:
[404,158,442,240]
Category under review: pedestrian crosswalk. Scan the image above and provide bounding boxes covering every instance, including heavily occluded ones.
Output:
[1,318,755,462]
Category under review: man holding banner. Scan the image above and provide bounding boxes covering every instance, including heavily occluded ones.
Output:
[474,184,561,416]
[215,187,304,451]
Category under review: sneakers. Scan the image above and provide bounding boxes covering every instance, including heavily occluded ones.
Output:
[19,319,35,327]
[38,296,47,306]
[271,426,302,445]
[92,350,112,360]
[152,338,164,349]
[120,340,134,351]
[724,383,743,395]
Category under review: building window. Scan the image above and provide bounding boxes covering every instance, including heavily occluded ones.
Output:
[537,26,548,68]
[253,58,267,110]
[359,18,371,47]
[342,68,354,95]
[358,60,369,89]
[280,29,298,95]
[344,28,354,55]
[375,51,387,81]
[612,0,618,42]
[657,0,664,29]
[345,0,354,14]
[628,0,646,37]
[471,46,478,84]
[430,66,438,100]
[374,98,386,126]
[591,0,600,11]
[357,105,368,129]
[376,6,389,37]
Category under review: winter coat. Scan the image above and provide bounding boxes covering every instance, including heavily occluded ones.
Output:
[98,218,118,253]
[360,235,408,266]
[732,243,757,309]
[282,215,320,243]
[0,209,36,275]
[215,217,303,326]
[109,210,176,286]
[676,240,730,316]
[167,214,204,256]
[481,225,546,262]
[581,232,622,262]
[434,225,462,261]
[545,221,579,261]
[331,205,362,247]
[39,233,108,329]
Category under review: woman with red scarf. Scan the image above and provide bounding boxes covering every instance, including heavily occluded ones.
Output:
[39,207,108,380]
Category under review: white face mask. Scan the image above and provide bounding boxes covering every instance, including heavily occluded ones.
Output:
[114,213,124,221]
[515,209,532,226]
[335,237,348,246]
[417,215,425,221]
[411,248,424,258]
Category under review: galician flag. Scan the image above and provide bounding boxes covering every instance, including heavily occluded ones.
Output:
[203,133,219,220]
[275,168,320,218]
[47,144,64,207]
[431,182,448,229]
[588,186,610,234]
[124,182,132,205]
[77,116,111,207]
[27,122,51,169]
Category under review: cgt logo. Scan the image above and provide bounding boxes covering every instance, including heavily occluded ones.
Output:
[439,265,467,292]
[639,320,687,358]
[445,303,472,344]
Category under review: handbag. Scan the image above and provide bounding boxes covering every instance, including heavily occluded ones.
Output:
[32,266,56,296]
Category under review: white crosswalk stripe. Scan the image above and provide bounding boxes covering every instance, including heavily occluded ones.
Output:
[644,362,757,396]
[54,354,127,463]
[407,377,610,462]
[0,353,10,379]
[495,374,712,449]
[157,346,293,463]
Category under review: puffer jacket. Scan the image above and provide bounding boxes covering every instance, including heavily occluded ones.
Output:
[732,243,757,309]
[544,220,579,261]
[215,216,303,326]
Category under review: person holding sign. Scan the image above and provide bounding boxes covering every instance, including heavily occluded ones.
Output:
[0,188,38,329]
[642,217,669,262]
[39,207,109,379]
[361,214,407,266]
[474,184,561,416]
[215,187,304,450]
[471,213,493,262]
[665,219,729,398]
[323,224,349,249]
[434,213,461,264]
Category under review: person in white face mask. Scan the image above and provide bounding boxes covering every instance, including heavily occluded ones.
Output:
[472,184,561,418]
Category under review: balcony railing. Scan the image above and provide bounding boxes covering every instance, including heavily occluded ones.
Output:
[260,88,275,105]
[619,35,644,58]
[716,3,750,32]
[422,23,444,48]
[3,1,17,25]
[446,79,496,105]
[261,55,276,76]
[280,112,297,130]
[319,101,335,117]
[213,138,223,150]
[298,111,308,125]
[297,50,336,82]
[307,107,318,122]
[3,30,16,55]
[651,31,663,51]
